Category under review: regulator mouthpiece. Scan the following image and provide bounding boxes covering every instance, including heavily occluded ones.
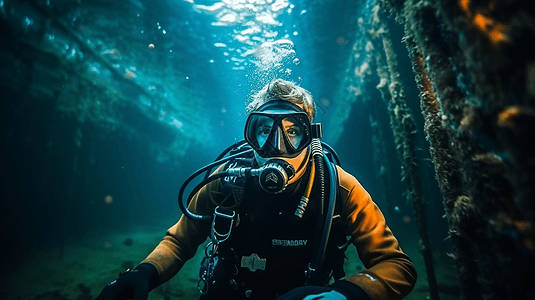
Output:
[226,159,296,194]
[257,159,295,194]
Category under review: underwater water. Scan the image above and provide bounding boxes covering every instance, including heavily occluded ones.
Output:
[1,0,459,299]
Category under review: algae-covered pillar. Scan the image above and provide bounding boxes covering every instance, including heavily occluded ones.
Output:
[367,5,441,299]
[405,35,482,300]
[381,0,535,298]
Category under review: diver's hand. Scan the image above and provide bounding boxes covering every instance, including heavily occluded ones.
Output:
[277,281,369,300]
[95,263,159,300]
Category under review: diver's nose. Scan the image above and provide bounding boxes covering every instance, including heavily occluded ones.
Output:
[274,127,287,153]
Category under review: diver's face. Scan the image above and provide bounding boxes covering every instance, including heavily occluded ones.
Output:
[254,116,305,151]
[250,101,311,185]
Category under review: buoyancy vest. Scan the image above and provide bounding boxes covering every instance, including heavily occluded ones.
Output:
[200,157,347,300]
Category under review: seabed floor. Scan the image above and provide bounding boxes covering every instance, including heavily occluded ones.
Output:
[1,222,460,300]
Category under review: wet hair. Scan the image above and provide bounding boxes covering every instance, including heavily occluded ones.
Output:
[246,79,316,121]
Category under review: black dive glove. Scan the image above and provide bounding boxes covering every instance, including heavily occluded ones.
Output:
[277,280,370,300]
[95,263,160,300]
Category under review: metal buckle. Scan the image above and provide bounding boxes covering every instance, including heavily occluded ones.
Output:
[305,263,316,285]
[211,206,235,244]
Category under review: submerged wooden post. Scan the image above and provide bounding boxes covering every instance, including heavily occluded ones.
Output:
[369,9,441,299]
[405,35,482,300]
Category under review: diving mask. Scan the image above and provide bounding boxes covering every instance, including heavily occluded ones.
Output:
[245,101,313,159]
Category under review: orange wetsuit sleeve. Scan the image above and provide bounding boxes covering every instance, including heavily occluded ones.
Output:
[337,166,417,300]
[140,167,222,284]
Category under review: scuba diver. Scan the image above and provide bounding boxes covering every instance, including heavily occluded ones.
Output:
[95,79,417,300]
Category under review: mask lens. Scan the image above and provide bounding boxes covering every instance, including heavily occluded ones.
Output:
[254,115,274,147]
[244,107,312,158]
[281,116,306,150]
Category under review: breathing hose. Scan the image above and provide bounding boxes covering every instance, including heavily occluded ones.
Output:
[179,146,298,221]
[307,138,325,284]
[306,138,338,285]
[178,149,253,222]
[203,140,249,180]
[313,151,338,283]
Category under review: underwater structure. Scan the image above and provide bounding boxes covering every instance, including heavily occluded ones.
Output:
[333,0,535,299]
[1,0,534,299]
